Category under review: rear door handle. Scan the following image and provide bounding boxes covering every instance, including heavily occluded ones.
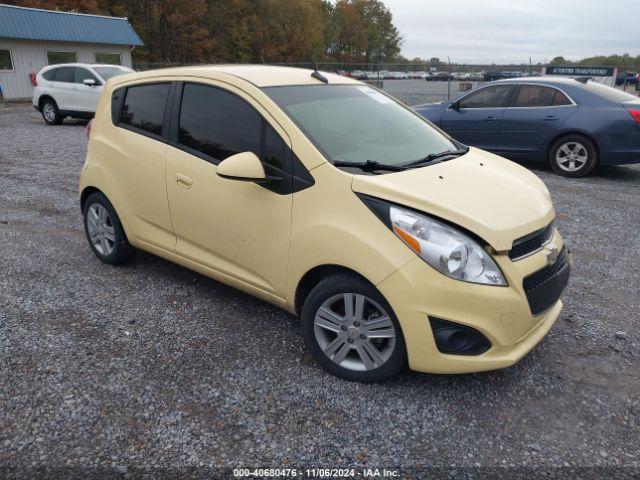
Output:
[544,115,558,121]
[485,116,498,122]
[175,173,193,188]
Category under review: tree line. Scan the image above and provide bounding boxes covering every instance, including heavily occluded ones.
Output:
[551,54,640,71]
[6,0,403,65]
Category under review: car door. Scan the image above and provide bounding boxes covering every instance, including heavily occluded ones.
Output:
[498,84,577,156]
[71,67,102,112]
[440,84,515,151]
[165,81,294,298]
[111,82,176,252]
[50,66,76,110]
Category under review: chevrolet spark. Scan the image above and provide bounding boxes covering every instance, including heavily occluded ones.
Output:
[79,66,572,382]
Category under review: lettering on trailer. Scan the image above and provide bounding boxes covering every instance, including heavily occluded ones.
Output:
[545,66,615,77]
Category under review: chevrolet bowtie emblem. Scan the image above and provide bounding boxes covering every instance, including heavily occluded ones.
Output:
[545,244,559,266]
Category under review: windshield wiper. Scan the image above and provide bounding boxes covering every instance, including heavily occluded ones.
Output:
[403,146,470,168]
[333,160,408,172]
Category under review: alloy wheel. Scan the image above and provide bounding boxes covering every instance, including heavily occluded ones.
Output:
[555,141,589,172]
[86,203,115,256]
[313,293,396,372]
[43,102,56,122]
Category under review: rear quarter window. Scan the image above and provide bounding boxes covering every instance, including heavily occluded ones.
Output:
[118,83,171,137]
[42,69,56,81]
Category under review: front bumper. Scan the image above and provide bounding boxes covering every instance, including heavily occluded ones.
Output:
[377,230,569,374]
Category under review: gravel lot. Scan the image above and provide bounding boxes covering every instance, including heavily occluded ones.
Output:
[1,104,639,478]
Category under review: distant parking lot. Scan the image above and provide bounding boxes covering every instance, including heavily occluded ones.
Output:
[382,79,470,105]
[1,104,639,475]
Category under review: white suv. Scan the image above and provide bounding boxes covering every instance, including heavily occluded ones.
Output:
[32,63,133,125]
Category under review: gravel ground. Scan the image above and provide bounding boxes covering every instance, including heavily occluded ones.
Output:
[1,104,639,478]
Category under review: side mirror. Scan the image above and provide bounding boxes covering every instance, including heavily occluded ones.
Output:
[450,100,460,111]
[217,152,268,182]
[83,78,98,87]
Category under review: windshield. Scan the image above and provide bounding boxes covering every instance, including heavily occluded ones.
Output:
[93,66,130,81]
[263,85,457,166]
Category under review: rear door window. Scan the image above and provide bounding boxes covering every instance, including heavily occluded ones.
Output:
[458,85,514,108]
[53,67,75,83]
[119,83,171,137]
[514,85,572,107]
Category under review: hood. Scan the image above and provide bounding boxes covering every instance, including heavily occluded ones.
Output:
[413,102,447,125]
[351,148,555,251]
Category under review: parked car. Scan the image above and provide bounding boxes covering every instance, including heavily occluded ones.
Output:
[415,77,640,177]
[431,71,451,81]
[348,70,365,79]
[467,72,484,81]
[451,72,468,81]
[483,71,507,82]
[615,71,638,86]
[32,63,133,125]
[386,71,409,79]
[80,65,571,381]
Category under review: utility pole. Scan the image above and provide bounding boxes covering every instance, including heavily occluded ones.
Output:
[447,57,452,100]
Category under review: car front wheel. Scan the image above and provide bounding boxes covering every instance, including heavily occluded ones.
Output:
[41,99,62,125]
[301,273,407,382]
[549,134,598,177]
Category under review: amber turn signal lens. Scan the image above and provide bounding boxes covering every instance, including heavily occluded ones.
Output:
[393,226,421,254]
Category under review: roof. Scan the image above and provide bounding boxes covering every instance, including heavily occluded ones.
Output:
[496,76,583,85]
[0,4,143,46]
[111,65,361,88]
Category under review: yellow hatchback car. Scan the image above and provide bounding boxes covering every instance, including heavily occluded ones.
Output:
[79,65,571,381]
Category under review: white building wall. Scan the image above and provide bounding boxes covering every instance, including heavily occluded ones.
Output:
[0,39,134,100]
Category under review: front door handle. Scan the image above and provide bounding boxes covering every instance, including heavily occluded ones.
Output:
[485,115,498,122]
[175,173,193,188]
[544,115,558,121]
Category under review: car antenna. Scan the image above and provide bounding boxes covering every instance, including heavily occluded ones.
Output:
[311,60,329,84]
[575,76,591,84]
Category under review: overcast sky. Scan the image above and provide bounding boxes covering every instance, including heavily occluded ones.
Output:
[384,0,638,64]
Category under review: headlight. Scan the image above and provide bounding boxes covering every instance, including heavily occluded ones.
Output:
[389,206,506,285]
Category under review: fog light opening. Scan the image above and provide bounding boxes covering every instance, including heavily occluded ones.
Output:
[429,317,491,355]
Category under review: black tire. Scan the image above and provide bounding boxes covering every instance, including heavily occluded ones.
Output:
[82,192,135,265]
[548,134,598,177]
[301,273,407,382]
[40,98,63,125]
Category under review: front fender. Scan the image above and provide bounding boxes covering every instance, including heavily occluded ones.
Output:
[286,163,414,311]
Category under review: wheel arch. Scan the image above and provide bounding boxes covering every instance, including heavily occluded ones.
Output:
[545,130,600,163]
[294,264,375,318]
[38,94,57,111]
[80,186,102,211]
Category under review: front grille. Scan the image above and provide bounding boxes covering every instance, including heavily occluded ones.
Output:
[509,222,555,260]
[523,247,570,315]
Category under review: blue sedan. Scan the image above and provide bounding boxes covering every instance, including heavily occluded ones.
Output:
[415,77,640,177]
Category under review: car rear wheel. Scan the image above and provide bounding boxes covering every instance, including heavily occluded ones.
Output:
[301,273,407,382]
[41,99,62,125]
[83,192,134,265]
[549,134,598,177]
